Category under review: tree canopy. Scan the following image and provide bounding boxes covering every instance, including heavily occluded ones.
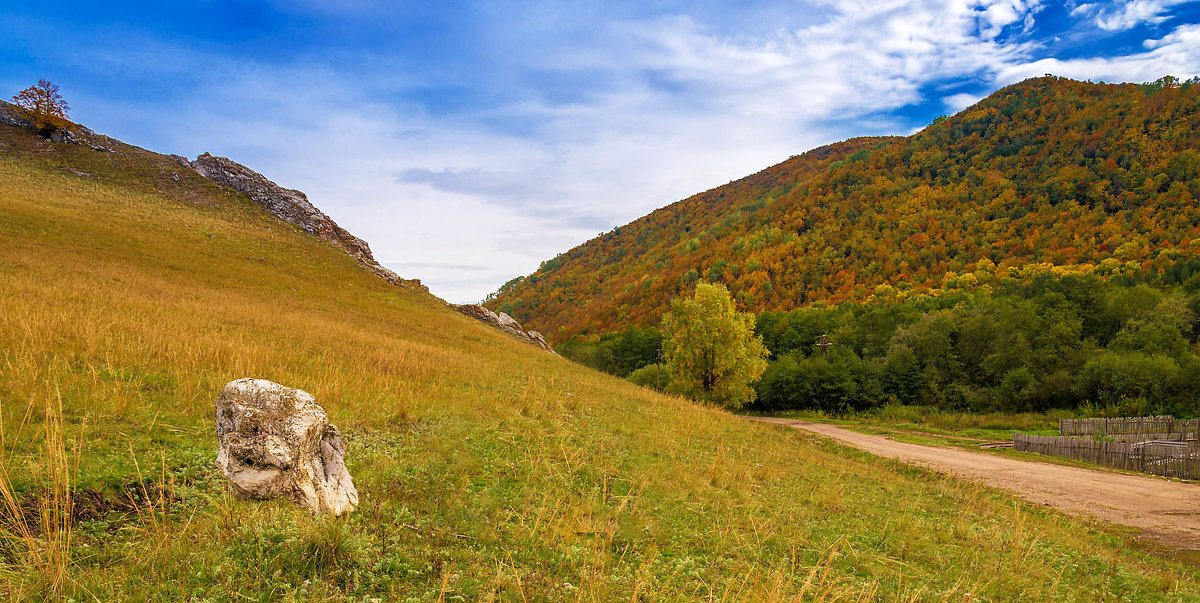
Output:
[12,79,70,134]
[661,283,768,409]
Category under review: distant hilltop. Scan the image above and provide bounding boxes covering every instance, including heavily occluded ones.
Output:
[0,99,417,291]
[489,76,1200,341]
[0,99,561,352]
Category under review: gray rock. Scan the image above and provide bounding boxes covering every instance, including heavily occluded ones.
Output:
[453,304,556,352]
[525,330,551,349]
[0,101,30,128]
[1,100,98,145]
[496,312,522,330]
[215,378,358,515]
[189,153,425,292]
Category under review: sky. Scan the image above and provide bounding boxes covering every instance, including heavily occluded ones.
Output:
[3,1,1200,303]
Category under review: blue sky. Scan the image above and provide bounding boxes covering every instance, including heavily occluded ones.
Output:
[4,1,1200,302]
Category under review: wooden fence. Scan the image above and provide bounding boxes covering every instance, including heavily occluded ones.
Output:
[1101,432,1197,443]
[1013,433,1200,479]
[1058,416,1200,437]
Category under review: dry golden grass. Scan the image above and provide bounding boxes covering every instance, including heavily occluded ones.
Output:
[0,389,79,597]
[1,125,1198,600]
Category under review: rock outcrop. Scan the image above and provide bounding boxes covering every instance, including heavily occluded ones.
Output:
[215,378,358,516]
[186,153,421,290]
[0,101,27,128]
[0,100,98,144]
[2,102,560,351]
[453,304,554,352]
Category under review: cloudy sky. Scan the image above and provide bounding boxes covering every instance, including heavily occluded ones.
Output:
[3,1,1200,302]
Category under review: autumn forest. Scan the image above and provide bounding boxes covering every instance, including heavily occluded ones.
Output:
[490,76,1200,415]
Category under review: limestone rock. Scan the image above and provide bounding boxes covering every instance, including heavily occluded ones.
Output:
[189,153,372,258]
[0,106,428,296]
[1,101,117,150]
[188,153,426,292]
[215,378,358,515]
[453,304,555,352]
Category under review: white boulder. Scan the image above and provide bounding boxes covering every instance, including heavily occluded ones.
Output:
[215,378,358,515]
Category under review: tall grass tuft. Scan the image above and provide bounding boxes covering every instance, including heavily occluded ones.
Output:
[0,390,84,598]
[297,515,355,573]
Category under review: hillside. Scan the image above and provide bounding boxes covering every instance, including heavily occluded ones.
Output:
[489,76,1200,341]
[2,112,1199,599]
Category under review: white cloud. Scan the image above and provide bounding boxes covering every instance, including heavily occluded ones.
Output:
[996,22,1200,83]
[944,92,986,112]
[1089,0,1197,32]
[606,3,1039,122]
[41,1,1200,304]
[978,0,1043,39]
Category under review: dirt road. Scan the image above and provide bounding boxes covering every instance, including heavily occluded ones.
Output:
[748,417,1200,549]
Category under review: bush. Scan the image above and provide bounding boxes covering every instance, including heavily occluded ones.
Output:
[753,350,873,413]
[627,364,666,391]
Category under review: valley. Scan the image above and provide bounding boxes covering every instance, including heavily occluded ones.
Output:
[3,99,1200,599]
[7,2,1200,599]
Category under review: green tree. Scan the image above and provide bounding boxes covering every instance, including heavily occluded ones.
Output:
[11,79,70,135]
[662,283,768,409]
[1077,351,1180,405]
[755,349,870,412]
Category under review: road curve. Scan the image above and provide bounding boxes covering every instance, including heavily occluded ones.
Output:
[746,417,1200,549]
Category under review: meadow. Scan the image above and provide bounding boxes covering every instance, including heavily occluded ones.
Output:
[2,126,1199,600]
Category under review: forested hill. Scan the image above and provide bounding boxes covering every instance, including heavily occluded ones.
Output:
[488,76,1200,342]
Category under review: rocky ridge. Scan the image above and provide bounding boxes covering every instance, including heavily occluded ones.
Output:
[2,101,556,353]
[1,100,117,150]
[182,152,416,289]
[0,102,31,129]
[453,304,554,352]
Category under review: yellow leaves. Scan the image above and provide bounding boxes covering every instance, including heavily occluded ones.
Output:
[662,284,768,410]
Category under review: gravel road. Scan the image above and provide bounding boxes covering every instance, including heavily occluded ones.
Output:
[748,417,1200,549]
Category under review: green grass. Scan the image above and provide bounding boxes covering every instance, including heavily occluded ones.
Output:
[2,125,1200,600]
[770,405,1065,440]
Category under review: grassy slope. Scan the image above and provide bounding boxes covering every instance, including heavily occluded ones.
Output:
[1,126,1199,600]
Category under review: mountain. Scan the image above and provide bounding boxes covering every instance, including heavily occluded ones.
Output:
[2,93,1195,600]
[488,76,1200,342]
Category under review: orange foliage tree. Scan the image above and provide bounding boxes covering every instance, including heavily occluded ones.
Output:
[12,79,71,135]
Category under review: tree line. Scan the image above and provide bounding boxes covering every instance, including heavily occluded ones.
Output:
[562,266,1200,416]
